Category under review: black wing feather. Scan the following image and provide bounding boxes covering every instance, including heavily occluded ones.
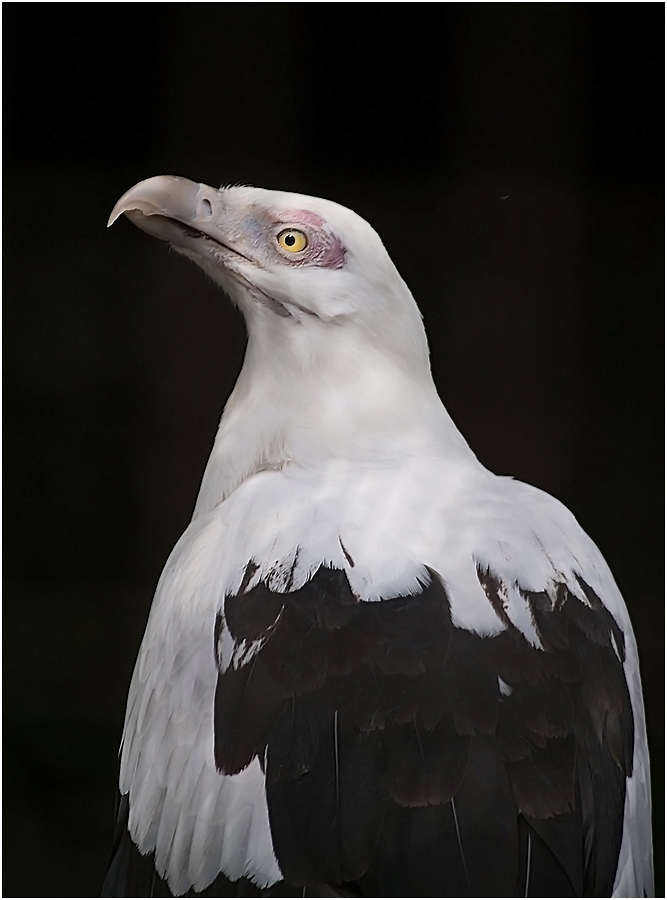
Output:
[212,563,633,897]
[104,562,634,896]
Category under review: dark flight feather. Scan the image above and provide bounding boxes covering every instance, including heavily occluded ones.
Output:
[105,563,633,897]
[212,564,633,897]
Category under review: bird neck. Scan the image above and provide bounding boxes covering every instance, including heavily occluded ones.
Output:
[192,323,476,519]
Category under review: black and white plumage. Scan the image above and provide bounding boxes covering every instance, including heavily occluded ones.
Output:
[103,177,653,898]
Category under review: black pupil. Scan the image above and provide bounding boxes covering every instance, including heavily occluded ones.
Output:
[284,234,296,247]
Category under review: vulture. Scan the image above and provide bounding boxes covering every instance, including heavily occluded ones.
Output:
[103,176,653,898]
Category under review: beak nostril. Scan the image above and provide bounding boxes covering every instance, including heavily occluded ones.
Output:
[199,198,213,218]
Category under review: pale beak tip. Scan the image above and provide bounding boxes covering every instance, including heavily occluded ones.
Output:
[107,202,129,228]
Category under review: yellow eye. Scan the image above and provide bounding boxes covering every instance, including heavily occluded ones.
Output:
[277,229,308,253]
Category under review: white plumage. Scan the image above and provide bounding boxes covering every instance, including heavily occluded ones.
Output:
[103,177,653,898]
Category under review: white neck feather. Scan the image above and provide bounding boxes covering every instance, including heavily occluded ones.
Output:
[192,300,476,519]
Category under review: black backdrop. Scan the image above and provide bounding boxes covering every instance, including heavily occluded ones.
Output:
[4,5,664,897]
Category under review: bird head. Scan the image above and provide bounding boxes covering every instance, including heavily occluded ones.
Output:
[109,176,429,373]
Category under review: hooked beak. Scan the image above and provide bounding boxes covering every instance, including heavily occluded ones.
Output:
[108,175,238,251]
[109,175,294,319]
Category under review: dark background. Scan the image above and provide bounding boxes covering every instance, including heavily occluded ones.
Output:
[4,4,664,897]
